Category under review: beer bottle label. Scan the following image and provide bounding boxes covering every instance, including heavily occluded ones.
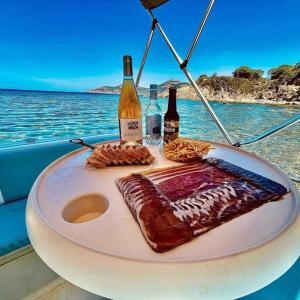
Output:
[119,118,142,142]
[164,120,179,142]
[146,114,161,139]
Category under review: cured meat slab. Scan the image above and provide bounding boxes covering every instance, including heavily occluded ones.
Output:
[115,158,288,253]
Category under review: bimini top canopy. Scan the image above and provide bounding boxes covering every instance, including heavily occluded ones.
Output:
[138,0,300,183]
[140,0,169,9]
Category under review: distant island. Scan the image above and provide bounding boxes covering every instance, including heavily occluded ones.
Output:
[89,63,300,106]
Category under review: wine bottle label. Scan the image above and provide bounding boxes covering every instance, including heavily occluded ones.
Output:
[119,118,142,142]
[164,120,179,142]
[146,114,161,139]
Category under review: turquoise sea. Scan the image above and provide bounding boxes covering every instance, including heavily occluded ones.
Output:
[0,89,299,180]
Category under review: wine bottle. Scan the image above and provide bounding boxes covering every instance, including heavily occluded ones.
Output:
[164,87,179,143]
[145,84,162,145]
[118,55,142,145]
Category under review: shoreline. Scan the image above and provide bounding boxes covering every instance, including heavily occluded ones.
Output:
[88,91,300,107]
[193,97,300,107]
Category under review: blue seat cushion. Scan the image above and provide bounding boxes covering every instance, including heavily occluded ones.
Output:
[239,257,300,299]
[0,134,118,203]
[0,198,29,256]
[0,135,118,257]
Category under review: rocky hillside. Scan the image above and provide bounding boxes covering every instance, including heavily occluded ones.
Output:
[193,75,300,104]
[89,84,149,96]
[89,64,300,105]
[88,80,189,97]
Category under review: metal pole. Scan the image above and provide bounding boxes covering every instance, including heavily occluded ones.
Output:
[136,19,157,88]
[141,5,299,183]
[236,114,300,183]
[236,114,300,146]
[291,176,300,183]
[147,10,183,64]
[184,0,215,65]
[182,67,234,144]
[147,9,234,145]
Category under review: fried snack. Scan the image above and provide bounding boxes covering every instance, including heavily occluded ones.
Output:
[86,144,155,168]
[164,138,213,162]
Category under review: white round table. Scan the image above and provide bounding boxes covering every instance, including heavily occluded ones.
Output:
[26,140,300,300]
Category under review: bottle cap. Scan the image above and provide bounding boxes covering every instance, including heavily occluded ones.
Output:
[123,55,133,76]
[123,55,132,62]
[150,84,158,100]
[169,86,177,94]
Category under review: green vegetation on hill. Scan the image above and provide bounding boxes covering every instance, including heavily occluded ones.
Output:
[233,66,264,80]
[268,63,300,85]
[194,63,300,103]
[90,62,300,104]
[197,73,267,95]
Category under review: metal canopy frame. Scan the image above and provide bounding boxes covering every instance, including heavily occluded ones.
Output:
[136,0,300,182]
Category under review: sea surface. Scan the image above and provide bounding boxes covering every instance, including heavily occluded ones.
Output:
[0,89,299,182]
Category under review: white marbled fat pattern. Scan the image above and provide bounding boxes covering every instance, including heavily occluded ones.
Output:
[170,184,237,223]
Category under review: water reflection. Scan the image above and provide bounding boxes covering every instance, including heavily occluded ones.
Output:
[0,89,299,186]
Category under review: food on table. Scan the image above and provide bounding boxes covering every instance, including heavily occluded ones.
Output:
[118,55,142,145]
[87,144,155,168]
[115,158,288,252]
[164,137,213,162]
[164,87,179,143]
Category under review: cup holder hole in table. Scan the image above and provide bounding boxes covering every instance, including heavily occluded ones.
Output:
[62,194,109,224]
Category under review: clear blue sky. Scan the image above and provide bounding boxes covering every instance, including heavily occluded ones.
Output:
[1,0,299,91]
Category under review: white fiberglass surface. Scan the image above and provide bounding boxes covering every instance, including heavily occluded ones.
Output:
[33,142,299,262]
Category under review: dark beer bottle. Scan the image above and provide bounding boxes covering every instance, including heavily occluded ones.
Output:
[164,87,179,143]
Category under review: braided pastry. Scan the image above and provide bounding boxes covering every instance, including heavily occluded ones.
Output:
[87,144,155,168]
